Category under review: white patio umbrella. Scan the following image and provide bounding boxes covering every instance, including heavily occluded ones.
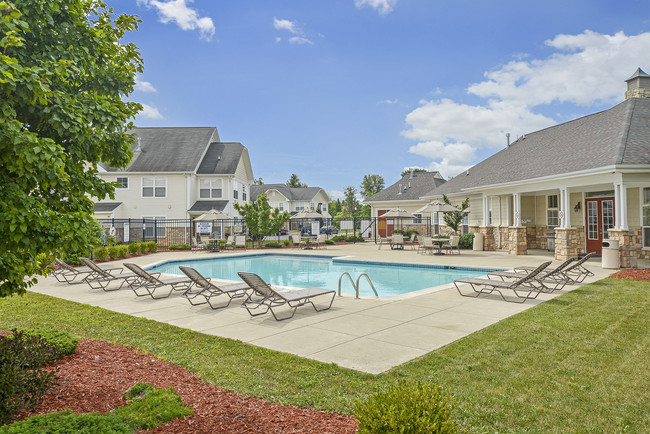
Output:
[194,209,230,221]
[290,210,323,220]
[381,208,415,219]
[414,200,460,235]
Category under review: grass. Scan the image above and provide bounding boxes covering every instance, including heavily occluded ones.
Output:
[0,277,648,432]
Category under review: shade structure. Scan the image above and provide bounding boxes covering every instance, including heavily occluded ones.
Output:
[194,209,230,221]
[290,210,323,220]
[381,208,415,219]
[414,200,459,214]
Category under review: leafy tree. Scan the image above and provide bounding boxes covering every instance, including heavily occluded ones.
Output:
[253,177,264,185]
[286,173,307,188]
[328,199,342,219]
[400,167,427,177]
[442,195,470,234]
[360,174,384,199]
[0,0,142,297]
[234,192,290,245]
[343,186,359,216]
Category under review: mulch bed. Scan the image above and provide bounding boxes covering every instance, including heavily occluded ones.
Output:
[11,339,358,433]
[611,268,650,281]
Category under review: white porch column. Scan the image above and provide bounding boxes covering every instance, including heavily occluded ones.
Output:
[482,194,489,226]
[513,193,521,226]
[614,183,628,229]
[560,187,570,228]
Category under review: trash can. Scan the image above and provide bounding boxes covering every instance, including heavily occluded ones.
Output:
[601,239,620,269]
[473,232,484,251]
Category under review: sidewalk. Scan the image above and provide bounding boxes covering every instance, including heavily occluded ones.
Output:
[31,244,621,374]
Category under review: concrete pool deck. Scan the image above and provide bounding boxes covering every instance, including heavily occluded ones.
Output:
[29,244,637,374]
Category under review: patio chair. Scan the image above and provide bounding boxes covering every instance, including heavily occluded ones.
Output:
[179,266,250,309]
[223,235,235,250]
[486,257,577,292]
[234,235,247,250]
[442,235,461,255]
[390,233,405,250]
[237,272,336,321]
[514,252,596,283]
[315,234,327,249]
[78,257,140,291]
[453,261,552,303]
[417,236,434,254]
[192,233,206,252]
[377,236,391,250]
[124,263,193,299]
[51,258,121,284]
[408,233,418,250]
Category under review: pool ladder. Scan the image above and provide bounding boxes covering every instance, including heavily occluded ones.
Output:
[338,272,378,299]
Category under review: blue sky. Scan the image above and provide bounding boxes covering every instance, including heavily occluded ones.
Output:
[112,0,650,199]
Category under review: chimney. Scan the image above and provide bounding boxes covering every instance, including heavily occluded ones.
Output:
[625,67,650,99]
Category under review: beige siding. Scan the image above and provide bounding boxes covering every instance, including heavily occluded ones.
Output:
[570,192,583,226]
[102,174,188,219]
[521,196,536,225]
[628,187,640,227]
[535,196,546,224]
[469,196,482,226]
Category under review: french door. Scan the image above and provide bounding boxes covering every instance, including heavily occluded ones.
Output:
[585,197,614,254]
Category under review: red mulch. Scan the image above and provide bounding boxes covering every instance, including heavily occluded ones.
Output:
[611,268,650,281]
[11,339,358,433]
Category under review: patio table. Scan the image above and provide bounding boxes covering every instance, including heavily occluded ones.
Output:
[431,237,449,255]
[301,235,317,250]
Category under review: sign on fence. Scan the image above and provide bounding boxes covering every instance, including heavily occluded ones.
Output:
[340,220,353,230]
[197,222,212,235]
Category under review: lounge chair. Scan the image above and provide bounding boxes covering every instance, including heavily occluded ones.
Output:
[192,234,207,252]
[51,258,121,284]
[390,234,405,250]
[79,257,140,291]
[514,252,596,283]
[454,261,552,303]
[179,266,250,309]
[486,257,577,292]
[124,263,193,299]
[442,235,460,255]
[377,236,391,250]
[237,272,336,321]
[222,235,235,250]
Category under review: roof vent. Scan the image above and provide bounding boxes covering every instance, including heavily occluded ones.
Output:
[506,132,510,147]
[409,169,414,179]
[398,184,402,195]
[135,136,142,152]
[466,169,469,176]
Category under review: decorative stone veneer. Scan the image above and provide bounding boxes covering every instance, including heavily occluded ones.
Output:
[526,226,548,250]
[479,226,497,251]
[608,229,638,268]
[554,227,579,260]
[508,226,528,255]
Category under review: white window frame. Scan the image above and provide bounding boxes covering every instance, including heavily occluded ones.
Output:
[413,213,422,224]
[278,203,284,212]
[116,177,129,189]
[199,178,223,199]
[242,184,247,202]
[547,194,559,227]
[233,180,239,200]
[642,187,650,248]
[142,216,166,238]
[142,176,166,198]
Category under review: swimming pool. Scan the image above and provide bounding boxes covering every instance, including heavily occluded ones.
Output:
[150,254,499,297]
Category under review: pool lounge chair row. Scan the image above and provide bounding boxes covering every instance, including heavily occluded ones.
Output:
[453,253,595,303]
[52,258,336,321]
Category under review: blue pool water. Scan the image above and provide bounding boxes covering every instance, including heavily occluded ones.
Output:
[150,254,499,297]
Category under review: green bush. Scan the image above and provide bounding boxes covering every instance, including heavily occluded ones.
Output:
[458,233,474,249]
[282,239,291,246]
[115,383,192,430]
[117,245,129,258]
[345,236,364,243]
[168,244,191,250]
[353,380,466,434]
[24,329,78,358]
[264,241,283,248]
[392,229,419,238]
[325,239,334,245]
[0,410,130,433]
[106,246,119,260]
[128,243,139,255]
[0,330,62,424]
[145,241,158,253]
[93,247,109,262]
[331,235,346,242]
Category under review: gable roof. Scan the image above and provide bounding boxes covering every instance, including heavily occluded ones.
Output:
[250,184,329,202]
[188,200,229,213]
[365,171,446,203]
[100,127,219,173]
[427,97,650,196]
[93,202,122,213]
[196,142,245,175]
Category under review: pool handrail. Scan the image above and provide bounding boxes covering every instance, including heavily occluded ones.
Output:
[338,272,378,298]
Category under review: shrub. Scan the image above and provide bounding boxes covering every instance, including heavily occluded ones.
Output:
[115,383,192,430]
[458,233,474,249]
[282,239,291,246]
[0,330,62,424]
[106,235,117,246]
[106,246,119,260]
[168,244,191,250]
[325,239,334,245]
[392,229,419,238]
[264,241,283,248]
[23,329,78,358]
[117,245,129,258]
[0,410,130,433]
[128,243,139,255]
[345,236,364,243]
[353,380,466,434]
[331,235,346,242]
[94,247,109,262]
[145,241,158,253]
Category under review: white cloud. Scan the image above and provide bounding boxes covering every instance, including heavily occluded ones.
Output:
[139,103,163,119]
[273,17,315,45]
[379,98,399,104]
[402,30,650,178]
[327,190,345,200]
[354,0,397,15]
[134,77,156,93]
[138,0,215,41]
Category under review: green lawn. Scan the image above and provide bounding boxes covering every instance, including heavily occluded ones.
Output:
[1,277,648,432]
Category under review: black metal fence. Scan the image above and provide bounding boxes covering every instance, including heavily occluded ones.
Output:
[97,216,436,248]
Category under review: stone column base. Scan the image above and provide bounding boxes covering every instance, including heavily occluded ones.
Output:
[508,226,528,255]
[608,229,638,268]
[554,227,578,260]
[479,226,497,251]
